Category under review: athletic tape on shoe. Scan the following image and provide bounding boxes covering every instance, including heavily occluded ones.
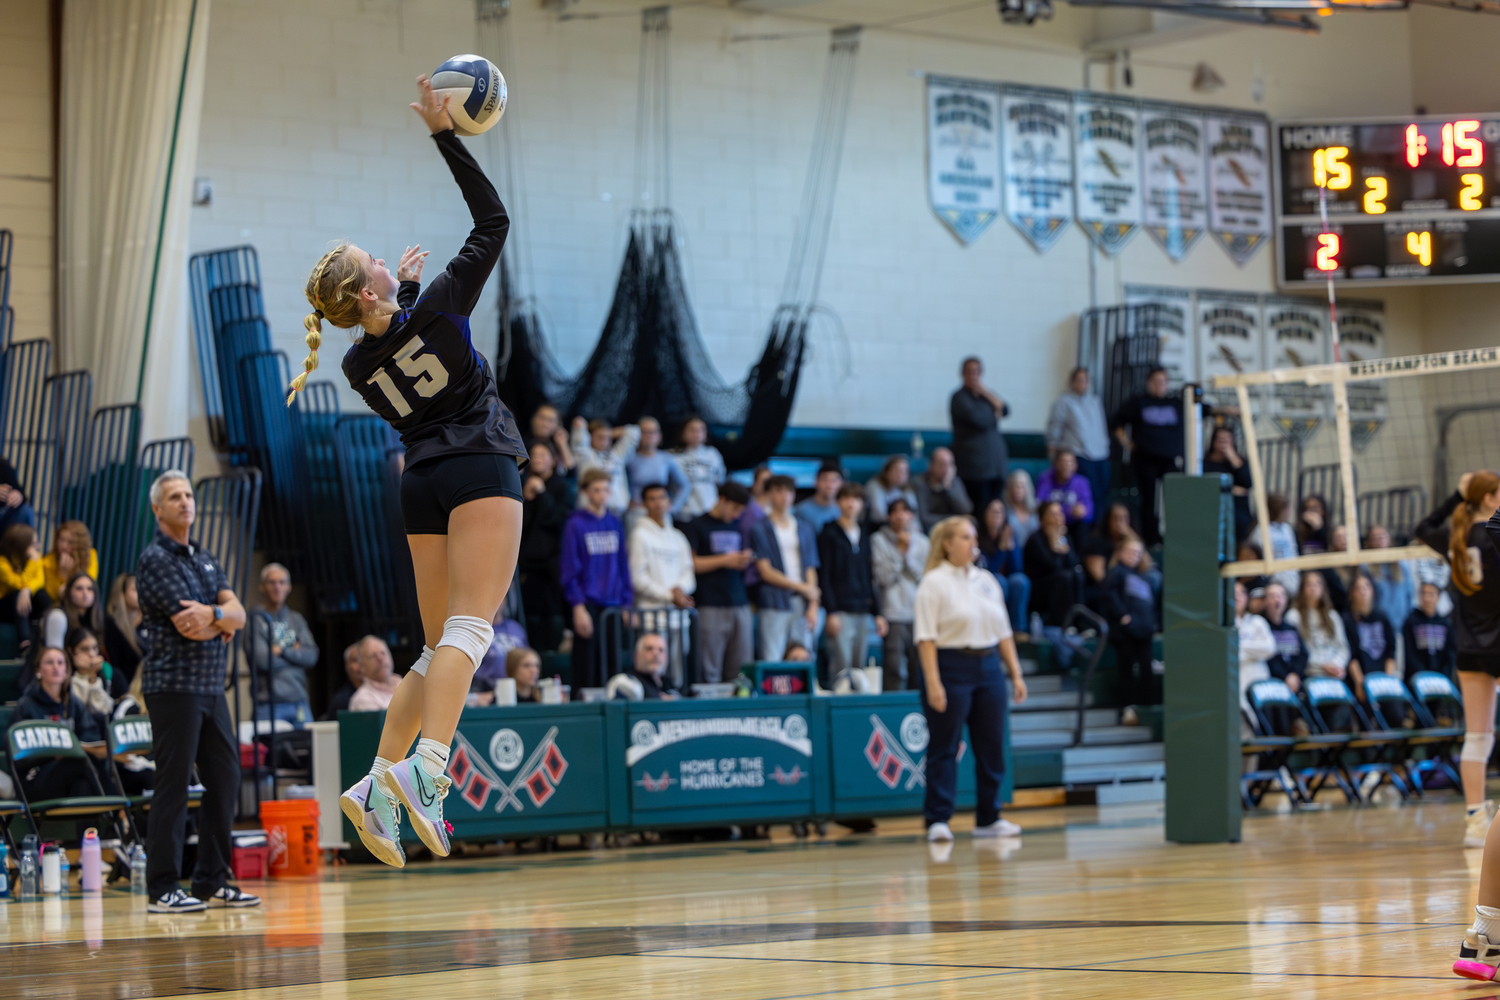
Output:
[437,616,493,672]
[1463,731,1496,763]
[408,645,436,677]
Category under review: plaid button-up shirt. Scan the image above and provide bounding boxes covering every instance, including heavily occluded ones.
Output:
[137,527,233,696]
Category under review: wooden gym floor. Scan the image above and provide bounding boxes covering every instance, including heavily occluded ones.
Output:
[6,801,1497,999]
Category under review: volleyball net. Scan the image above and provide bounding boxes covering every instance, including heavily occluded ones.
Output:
[1214,345,1500,578]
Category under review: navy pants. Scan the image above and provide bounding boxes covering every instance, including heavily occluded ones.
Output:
[1077,457,1111,515]
[920,649,1009,827]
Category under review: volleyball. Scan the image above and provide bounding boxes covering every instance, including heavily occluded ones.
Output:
[430,54,506,136]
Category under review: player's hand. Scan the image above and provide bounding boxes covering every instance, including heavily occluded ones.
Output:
[410,74,455,134]
[397,245,429,282]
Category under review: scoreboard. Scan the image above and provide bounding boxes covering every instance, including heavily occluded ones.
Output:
[1275,115,1500,288]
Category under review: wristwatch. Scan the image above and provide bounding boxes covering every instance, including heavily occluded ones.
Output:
[213,605,223,622]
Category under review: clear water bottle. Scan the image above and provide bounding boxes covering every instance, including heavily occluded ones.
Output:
[0,841,9,898]
[18,838,39,901]
[1030,612,1044,644]
[129,846,147,895]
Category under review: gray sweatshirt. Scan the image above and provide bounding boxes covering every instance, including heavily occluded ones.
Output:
[252,605,320,706]
[1046,391,1110,462]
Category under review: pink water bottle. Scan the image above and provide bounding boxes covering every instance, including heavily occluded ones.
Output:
[79,829,101,893]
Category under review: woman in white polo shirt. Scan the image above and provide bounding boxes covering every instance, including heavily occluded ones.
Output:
[914,515,1029,842]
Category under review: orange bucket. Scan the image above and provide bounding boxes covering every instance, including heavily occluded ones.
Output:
[260,799,320,877]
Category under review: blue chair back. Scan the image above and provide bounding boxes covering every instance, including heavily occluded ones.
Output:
[1411,670,1462,723]
[8,720,86,765]
[1247,679,1308,737]
[1302,676,1374,732]
[1363,674,1427,729]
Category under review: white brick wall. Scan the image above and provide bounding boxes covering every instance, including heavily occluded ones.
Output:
[0,0,54,347]
[189,1,1424,435]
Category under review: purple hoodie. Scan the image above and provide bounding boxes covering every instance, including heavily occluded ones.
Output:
[1035,470,1094,525]
[560,508,632,608]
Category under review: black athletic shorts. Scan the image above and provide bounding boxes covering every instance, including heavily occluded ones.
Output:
[1458,652,1500,678]
[400,452,523,535]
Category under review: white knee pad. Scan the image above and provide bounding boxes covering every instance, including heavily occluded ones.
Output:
[437,616,494,672]
[1463,731,1496,764]
[408,645,436,677]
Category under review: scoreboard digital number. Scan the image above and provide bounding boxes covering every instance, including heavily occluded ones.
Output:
[1275,115,1500,288]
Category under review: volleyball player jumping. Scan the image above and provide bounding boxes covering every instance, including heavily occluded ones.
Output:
[292,76,524,867]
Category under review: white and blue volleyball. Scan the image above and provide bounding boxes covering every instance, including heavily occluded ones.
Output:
[431,54,506,136]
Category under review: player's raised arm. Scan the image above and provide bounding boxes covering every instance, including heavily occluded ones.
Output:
[410,73,509,317]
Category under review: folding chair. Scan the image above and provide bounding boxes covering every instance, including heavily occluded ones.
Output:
[1411,670,1465,729]
[7,720,130,845]
[1302,676,1411,802]
[0,799,24,854]
[1364,673,1463,794]
[1239,706,1299,809]
[1247,679,1359,804]
[106,716,202,829]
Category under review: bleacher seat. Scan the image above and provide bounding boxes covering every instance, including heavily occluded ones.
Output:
[106,717,200,835]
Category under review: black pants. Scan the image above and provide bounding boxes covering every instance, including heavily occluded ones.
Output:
[144,691,240,901]
[0,588,50,649]
[1111,634,1156,707]
[920,650,1009,827]
[961,476,1006,517]
[520,569,564,651]
[570,601,624,689]
[1132,453,1180,548]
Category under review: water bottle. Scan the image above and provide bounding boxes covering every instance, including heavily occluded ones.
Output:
[910,431,925,460]
[18,837,39,900]
[56,845,70,895]
[80,829,101,893]
[0,842,9,899]
[129,846,147,896]
[1030,612,1044,644]
[40,846,60,894]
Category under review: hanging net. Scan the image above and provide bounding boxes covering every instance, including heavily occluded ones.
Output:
[488,7,858,469]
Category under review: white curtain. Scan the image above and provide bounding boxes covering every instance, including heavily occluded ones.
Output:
[58,0,210,442]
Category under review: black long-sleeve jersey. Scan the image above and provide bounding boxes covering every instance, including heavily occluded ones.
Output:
[341,129,526,469]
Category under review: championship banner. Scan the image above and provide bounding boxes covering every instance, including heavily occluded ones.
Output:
[1337,299,1387,450]
[1264,295,1330,444]
[999,84,1073,253]
[1140,103,1208,261]
[1124,284,1195,386]
[1195,290,1261,410]
[1205,111,1272,265]
[1074,93,1142,255]
[926,76,1002,245]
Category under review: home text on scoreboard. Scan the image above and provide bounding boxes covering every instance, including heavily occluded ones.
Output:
[1274,115,1500,288]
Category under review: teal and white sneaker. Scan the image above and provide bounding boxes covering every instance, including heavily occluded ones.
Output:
[380,756,452,858]
[340,775,406,868]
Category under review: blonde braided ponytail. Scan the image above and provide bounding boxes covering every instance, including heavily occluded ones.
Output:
[292,244,366,406]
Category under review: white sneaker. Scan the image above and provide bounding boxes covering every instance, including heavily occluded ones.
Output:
[1465,802,1496,848]
[340,774,406,868]
[148,889,206,914]
[973,817,1023,838]
[1456,925,1500,981]
[927,822,954,842]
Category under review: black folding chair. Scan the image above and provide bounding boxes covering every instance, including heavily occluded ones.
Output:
[1247,679,1359,804]
[7,720,131,845]
[1303,676,1411,802]
[1364,673,1463,794]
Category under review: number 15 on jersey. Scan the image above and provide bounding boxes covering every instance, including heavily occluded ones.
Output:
[367,335,450,417]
